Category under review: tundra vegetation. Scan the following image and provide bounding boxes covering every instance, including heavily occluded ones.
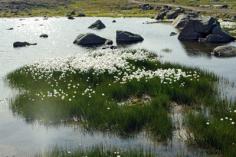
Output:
[1,0,236,18]
[0,0,155,17]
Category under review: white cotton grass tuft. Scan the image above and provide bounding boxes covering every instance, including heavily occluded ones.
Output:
[21,49,199,86]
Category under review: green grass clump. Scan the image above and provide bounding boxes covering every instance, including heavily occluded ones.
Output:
[186,99,236,157]
[6,49,217,141]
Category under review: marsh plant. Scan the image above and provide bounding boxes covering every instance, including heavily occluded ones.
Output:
[7,49,225,156]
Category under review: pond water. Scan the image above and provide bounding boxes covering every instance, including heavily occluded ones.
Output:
[0,17,236,157]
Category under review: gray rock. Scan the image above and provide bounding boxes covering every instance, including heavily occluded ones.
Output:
[73,33,108,46]
[210,26,235,43]
[213,4,228,9]
[155,11,168,20]
[77,13,86,17]
[178,16,219,41]
[39,34,48,38]
[155,6,162,10]
[43,16,48,20]
[166,8,184,19]
[172,14,192,29]
[88,20,106,30]
[177,16,234,43]
[67,15,74,20]
[105,40,113,45]
[13,41,37,48]
[172,13,199,29]
[204,34,235,44]
[140,4,153,10]
[160,5,172,12]
[170,32,177,36]
[199,26,235,43]
[116,31,144,44]
[213,45,236,57]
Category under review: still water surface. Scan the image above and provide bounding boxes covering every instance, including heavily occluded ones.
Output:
[0,17,236,157]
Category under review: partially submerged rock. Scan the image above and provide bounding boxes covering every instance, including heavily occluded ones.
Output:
[213,45,236,57]
[170,32,177,36]
[116,31,144,44]
[7,27,14,30]
[88,20,106,30]
[178,16,218,41]
[73,33,108,46]
[43,16,48,20]
[13,41,37,48]
[176,15,235,43]
[204,26,235,43]
[39,34,48,38]
[67,15,75,20]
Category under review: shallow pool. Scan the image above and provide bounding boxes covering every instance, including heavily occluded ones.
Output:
[0,17,235,157]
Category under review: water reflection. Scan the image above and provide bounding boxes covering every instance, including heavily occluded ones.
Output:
[180,41,218,57]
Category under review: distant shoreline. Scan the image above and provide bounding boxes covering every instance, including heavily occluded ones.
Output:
[0,0,235,18]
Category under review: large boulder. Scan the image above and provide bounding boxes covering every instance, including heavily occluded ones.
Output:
[205,26,235,43]
[172,13,199,29]
[177,16,235,43]
[13,41,37,48]
[88,20,106,30]
[116,31,144,44]
[73,33,108,46]
[178,17,218,41]
[213,45,236,57]
[172,14,189,29]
